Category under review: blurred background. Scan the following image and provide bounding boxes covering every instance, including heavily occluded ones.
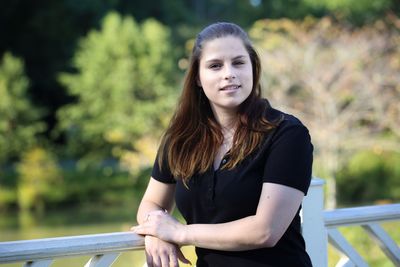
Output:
[0,0,399,266]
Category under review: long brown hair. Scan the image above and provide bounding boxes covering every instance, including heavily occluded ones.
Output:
[158,22,280,183]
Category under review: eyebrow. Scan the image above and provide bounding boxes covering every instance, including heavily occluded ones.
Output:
[204,55,247,64]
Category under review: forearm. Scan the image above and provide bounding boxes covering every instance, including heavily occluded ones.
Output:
[181,215,278,251]
[136,178,176,225]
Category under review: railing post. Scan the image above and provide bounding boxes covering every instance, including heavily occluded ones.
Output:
[301,177,327,267]
[85,253,120,267]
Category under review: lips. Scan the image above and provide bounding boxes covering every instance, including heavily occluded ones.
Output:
[220,84,240,91]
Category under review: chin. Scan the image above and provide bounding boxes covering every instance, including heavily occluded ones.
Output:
[220,99,246,110]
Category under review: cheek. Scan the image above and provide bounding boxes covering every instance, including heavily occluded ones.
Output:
[198,69,208,87]
[199,71,216,89]
[244,69,253,89]
[245,71,253,84]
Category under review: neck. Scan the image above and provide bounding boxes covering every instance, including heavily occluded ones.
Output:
[211,106,237,133]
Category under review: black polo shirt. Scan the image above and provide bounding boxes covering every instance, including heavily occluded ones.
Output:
[151,105,313,267]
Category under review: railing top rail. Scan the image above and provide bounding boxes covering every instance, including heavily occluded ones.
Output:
[324,203,400,228]
[0,231,144,263]
[310,177,325,187]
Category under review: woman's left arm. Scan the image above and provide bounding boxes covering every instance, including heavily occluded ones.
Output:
[133,182,304,251]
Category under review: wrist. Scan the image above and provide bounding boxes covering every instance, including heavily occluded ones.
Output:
[178,224,190,245]
[141,208,167,224]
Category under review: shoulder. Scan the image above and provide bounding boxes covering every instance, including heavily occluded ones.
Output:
[264,103,309,134]
[260,102,313,195]
[260,102,312,148]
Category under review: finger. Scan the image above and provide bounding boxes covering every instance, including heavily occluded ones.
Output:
[152,255,161,267]
[132,225,151,236]
[160,252,170,267]
[132,227,146,235]
[177,249,192,265]
[130,224,149,230]
[169,253,179,267]
[145,251,154,267]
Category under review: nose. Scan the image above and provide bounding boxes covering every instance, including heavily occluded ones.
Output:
[224,65,236,80]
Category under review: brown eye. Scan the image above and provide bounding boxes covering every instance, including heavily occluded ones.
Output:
[233,61,245,65]
[209,63,222,69]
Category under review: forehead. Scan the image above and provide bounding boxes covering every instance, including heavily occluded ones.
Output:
[200,36,249,61]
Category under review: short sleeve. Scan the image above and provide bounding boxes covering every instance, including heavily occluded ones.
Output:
[263,123,313,195]
[151,151,176,184]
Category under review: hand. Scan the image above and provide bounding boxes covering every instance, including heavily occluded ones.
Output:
[132,210,186,245]
[142,235,191,267]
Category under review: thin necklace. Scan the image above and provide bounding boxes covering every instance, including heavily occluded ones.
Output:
[222,134,233,150]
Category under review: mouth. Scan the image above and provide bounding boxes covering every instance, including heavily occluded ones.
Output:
[220,84,241,91]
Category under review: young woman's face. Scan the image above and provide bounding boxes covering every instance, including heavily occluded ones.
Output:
[198,35,253,114]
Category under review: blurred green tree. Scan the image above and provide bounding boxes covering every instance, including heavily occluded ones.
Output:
[56,12,177,165]
[17,147,63,213]
[0,52,46,164]
[337,150,400,205]
[304,0,394,23]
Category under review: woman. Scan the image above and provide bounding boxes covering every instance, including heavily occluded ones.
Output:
[132,22,313,267]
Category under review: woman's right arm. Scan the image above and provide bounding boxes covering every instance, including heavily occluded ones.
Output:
[136,177,190,267]
[137,177,175,224]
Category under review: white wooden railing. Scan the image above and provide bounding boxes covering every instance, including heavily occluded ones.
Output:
[1,178,399,267]
[0,232,144,267]
[302,178,400,267]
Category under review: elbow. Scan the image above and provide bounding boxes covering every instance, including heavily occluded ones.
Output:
[136,212,141,224]
[136,203,147,224]
[257,230,281,248]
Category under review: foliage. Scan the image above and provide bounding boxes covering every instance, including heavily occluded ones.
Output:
[0,1,398,167]
[59,165,149,207]
[56,12,177,165]
[0,164,17,211]
[120,136,159,179]
[304,0,394,24]
[251,16,400,207]
[0,186,16,211]
[0,163,149,212]
[16,147,63,213]
[0,52,46,164]
[337,150,400,205]
[1,1,396,142]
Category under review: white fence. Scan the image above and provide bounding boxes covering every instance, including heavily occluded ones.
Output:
[1,178,399,267]
[302,178,400,267]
